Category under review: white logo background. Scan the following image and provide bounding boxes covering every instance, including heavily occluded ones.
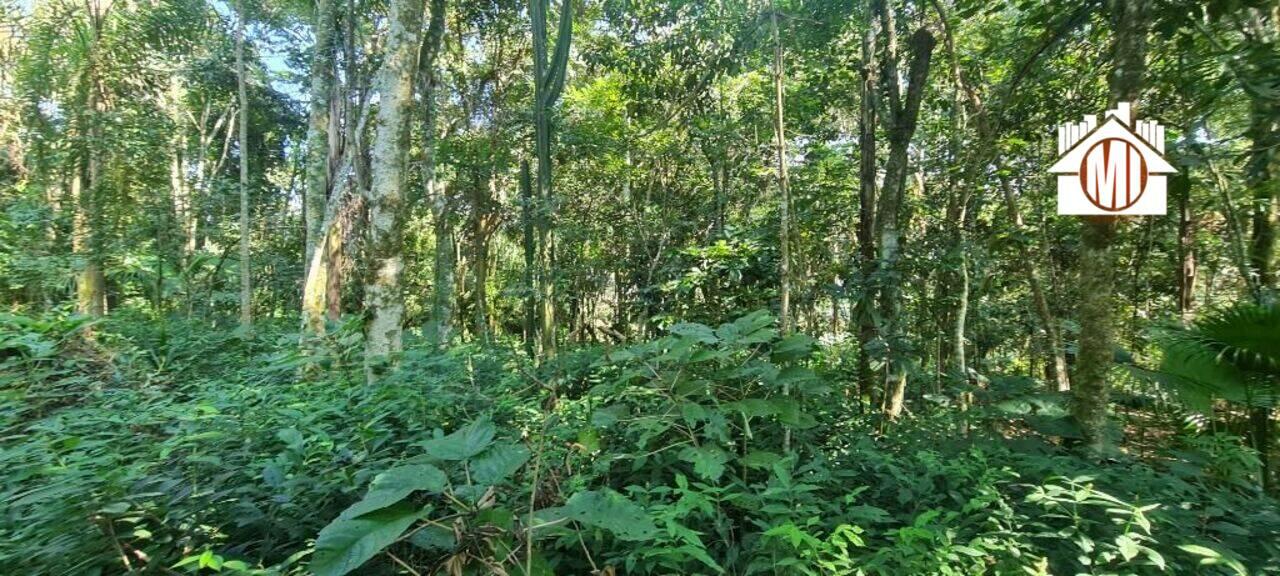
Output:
[1049,102,1175,215]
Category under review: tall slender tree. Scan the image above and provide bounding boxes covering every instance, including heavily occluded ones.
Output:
[74,0,109,318]
[855,0,880,407]
[769,1,792,335]
[300,0,339,334]
[236,0,252,330]
[871,0,934,420]
[1074,0,1151,455]
[364,0,427,377]
[530,0,572,357]
[419,0,449,347]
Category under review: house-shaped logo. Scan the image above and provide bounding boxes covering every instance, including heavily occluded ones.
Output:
[1050,102,1175,215]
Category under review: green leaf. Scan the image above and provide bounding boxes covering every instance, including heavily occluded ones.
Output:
[564,489,658,541]
[723,398,782,419]
[312,502,421,576]
[670,322,718,344]
[470,443,531,485]
[1116,534,1139,561]
[741,450,781,469]
[716,310,776,346]
[277,428,305,450]
[340,464,446,520]
[591,404,629,427]
[771,333,816,362]
[1177,544,1247,576]
[407,525,456,552]
[420,417,496,461]
[679,445,728,482]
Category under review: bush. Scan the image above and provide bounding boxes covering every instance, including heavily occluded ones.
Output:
[1,311,1277,575]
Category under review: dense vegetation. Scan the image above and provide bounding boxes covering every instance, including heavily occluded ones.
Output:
[1,0,1277,574]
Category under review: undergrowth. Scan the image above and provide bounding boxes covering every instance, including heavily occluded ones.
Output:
[1,310,1277,575]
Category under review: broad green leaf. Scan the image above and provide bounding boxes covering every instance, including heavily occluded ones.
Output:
[591,404,629,427]
[312,502,421,576]
[670,322,718,344]
[339,464,446,520]
[1116,534,1139,561]
[564,489,658,541]
[716,310,776,346]
[723,398,781,419]
[470,443,531,485]
[407,525,456,552]
[420,417,496,461]
[679,445,728,482]
[771,333,816,362]
[741,450,781,469]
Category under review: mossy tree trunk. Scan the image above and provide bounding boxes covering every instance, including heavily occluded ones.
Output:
[363,0,426,379]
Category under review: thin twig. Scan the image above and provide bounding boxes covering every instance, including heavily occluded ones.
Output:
[387,551,421,576]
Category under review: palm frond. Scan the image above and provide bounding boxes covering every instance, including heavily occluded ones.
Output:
[1154,303,1280,411]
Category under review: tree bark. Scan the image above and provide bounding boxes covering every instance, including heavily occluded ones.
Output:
[1174,170,1196,323]
[521,159,536,355]
[301,0,339,333]
[1073,0,1150,455]
[531,0,572,358]
[364,0,426,378]
[873,0,934,420]
[74,3,107,318]
[770,3,792,335]
[236,0,252,330]
[855,1,879,410]
[418,0,449,347]
[1243,24,1277,493]
[304,0,338,282]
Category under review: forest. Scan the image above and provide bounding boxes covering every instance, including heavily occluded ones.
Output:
[1,0,1278,573]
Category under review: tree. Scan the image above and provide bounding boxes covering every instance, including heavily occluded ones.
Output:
[419,0,449,346]
[869,0,934,420]
[769,1,791,335]
[530,0,572,357]
[236,0,251,330]
[74,0,110,318]
[1073,0,1151,455]
[364,0,427,377]
[300,0,339,334]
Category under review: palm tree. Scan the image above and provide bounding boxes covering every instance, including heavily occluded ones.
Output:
[1157,303,1280,493]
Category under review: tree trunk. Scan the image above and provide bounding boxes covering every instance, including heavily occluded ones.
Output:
[769,2,793,450]
[364,0,426,379]
[75,8,106,318]
[236,0,252,330]
[471,172,495,341]
[1174,169,1195,323]
[419,0,448,346]
[1073,0,1150,454]
[855,3,879,410]
[1244,40,1277,494]
[521,160,536,355]
[531,0,572,358]
[1246,95,1277,294]
[300,0,342,335]
[430,182,455,346]
[303,0,337,286]
[770,3,792,335]
[873,0,934,420]
[1075,216,1118,452]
